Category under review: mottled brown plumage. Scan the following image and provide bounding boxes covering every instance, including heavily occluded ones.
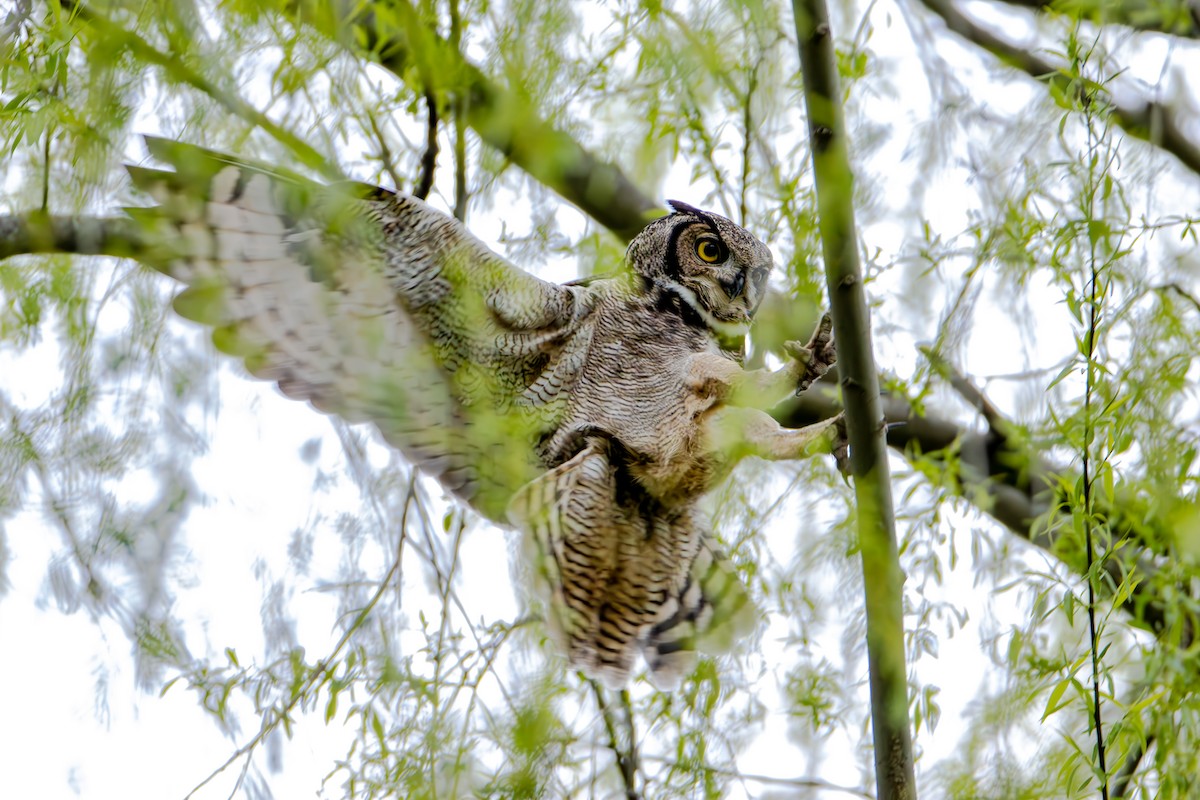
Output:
[129,138,840,687]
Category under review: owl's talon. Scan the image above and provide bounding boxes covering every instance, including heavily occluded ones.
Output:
[789,312,838,395]
[831,414,850,475]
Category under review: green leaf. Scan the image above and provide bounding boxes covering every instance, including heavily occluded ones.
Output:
[1042,676,1073,721]
[171,281,228,323]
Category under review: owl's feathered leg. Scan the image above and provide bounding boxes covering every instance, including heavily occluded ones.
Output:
[704,407,845,468]
[688,313,838,412]
[508,438,756,688]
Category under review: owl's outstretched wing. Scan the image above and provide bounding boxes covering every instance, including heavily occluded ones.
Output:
[128,137,585,520]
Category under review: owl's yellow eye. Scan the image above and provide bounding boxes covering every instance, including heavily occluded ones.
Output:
[695,238,725,264]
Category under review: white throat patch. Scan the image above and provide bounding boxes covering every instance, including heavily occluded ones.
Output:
[659,280,750,339]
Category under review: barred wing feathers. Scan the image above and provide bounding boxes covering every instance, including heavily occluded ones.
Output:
[128,137,583,520]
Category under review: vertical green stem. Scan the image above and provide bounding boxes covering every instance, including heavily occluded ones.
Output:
[792,2,916,798]
[1081,111,1110,800]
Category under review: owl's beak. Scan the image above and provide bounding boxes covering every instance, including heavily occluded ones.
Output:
[721,271,746,301]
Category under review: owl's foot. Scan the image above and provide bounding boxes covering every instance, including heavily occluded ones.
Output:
[784,311,837,395]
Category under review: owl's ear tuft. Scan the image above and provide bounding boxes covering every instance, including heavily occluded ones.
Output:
[667,199,704,216]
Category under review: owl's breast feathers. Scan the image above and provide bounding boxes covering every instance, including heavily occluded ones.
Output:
[527,282,734,498]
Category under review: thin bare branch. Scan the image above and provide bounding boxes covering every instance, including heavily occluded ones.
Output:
[589,680,641,800]
[363,107,406,192]
[413,90,439,200]
[641,755,875,799]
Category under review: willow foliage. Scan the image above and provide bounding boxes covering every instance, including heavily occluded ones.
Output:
[1,0,1199,797]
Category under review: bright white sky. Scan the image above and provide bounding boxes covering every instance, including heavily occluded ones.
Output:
[2,0,1197,797]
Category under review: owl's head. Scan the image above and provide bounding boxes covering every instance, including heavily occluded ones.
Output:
[626,201,773,336]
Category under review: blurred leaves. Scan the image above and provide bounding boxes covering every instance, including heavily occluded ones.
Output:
[1,0,1200,798]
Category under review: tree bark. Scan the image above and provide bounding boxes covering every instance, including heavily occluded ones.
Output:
[793,2,917,798]
[0,212,161,261]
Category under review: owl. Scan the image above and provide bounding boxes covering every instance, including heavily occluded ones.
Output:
[128,137,841,687]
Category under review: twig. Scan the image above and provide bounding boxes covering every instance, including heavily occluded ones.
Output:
[1079,106,1112,800]
[1158,281,1200,314]
[364,107,406,192]
[739,57,758,226]
[794,2,918,797]
[641,755,874,798]
[414,90,439,200]
[588,680,640,800]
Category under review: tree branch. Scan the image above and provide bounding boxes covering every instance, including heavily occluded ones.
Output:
[413,90,439,201]
[793,2,917,798]
[640,755,874,798]
[281,0,660,242]
[986,0,1200,39]
[448,0,469,223]
[773,380,1190,646]
[917,0,1200,178]
[0,212,172,262]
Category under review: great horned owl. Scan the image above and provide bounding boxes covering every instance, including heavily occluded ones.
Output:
[129,137,840,687]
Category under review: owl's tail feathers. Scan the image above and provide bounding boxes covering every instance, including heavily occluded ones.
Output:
[641,535,758,689]
[508,442,643,688]
[508,440,760,689]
